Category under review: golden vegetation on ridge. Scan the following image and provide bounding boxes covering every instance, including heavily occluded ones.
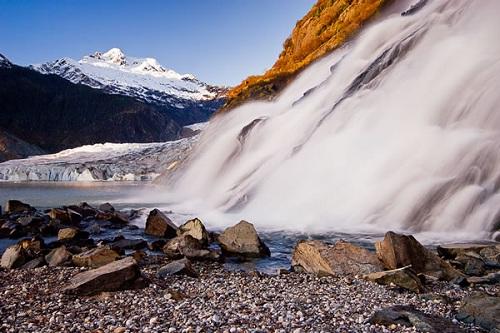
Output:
[222,0,388,112]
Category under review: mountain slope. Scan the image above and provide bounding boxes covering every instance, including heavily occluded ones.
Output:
[222,0,388,111]
[0,62,181,153]
[32,48,226,125]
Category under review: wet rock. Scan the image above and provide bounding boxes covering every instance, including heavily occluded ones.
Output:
[1,244,26,269]
[58,228,89,241]
[48,208,81,225]
[98,202,115,213]
[455,252,486,276]
[45,246,72,267]
[217,221,270,258]
[456,292,500,332]
[177,218,209,245]
[292,240,382,276]
[109,237,147,252]
[148,239,167,252]
[144,209,177,238]
[363,266,426,293]
[369,305,465,333]
[72,246,120,268]
[375,231,462,281]
[63,257,142,295]
[158,258,198,278]
[5,200,34,214]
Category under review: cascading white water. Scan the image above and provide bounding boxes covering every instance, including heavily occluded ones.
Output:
[158,0,500,240]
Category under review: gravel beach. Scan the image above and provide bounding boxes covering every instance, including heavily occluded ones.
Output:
[1,259,497,333]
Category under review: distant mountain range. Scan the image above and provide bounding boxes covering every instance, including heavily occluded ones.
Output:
[0,49,226,162]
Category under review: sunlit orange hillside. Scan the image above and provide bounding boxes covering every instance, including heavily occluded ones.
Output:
[222,0,388,111]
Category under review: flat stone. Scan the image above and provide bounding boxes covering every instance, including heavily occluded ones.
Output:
[437,243,499,259]
[144,209,177,238]
[292,239,382,276]
[217,220,270,258]
[369,305,465,333]
[157,258,198,278]
[363,266,426,293]
[72,246,120,268]
[63,257,141,295]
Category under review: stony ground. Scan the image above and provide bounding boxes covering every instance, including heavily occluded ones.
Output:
[0,260,497,333]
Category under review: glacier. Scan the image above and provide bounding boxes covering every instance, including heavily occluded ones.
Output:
[0,125,203,182]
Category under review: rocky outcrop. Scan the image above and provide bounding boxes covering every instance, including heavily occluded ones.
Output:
[291,240,382,276]
[177,218,209,245]
[144,209,177,238]
[375,232,462,281]
[456,293,500,332]
[0,129,45,162]
[63,257,143,295]
[157,258,198,278]
[72,247,120,268]
[369,305,465,333]
[217,221,270,258]
[363,266,425,293]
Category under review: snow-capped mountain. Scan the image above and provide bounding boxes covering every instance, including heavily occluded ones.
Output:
[0,53,12,68]
[32,48,225,122]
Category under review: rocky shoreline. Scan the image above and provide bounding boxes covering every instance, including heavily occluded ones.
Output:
[1,200,499,332]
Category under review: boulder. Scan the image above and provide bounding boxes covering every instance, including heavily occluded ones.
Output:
[63,257,142,295]
[369,305,465,333]
[148,239,167,252]
[98,202,115,213]
[18,237,45,257]
[363,266,425,293]
[72,247,120,268]
[455,252,486,276]
[144,209,177,238]
[291,240,382,276]
[375,231,462,281]
[1,244,26,269]
[163,234,203,258]
[437,243,499,259]
[5,200,34,214]
[177,218,209,245]
[48,208,81,225]
[45,246,72,267]
[109,237,147,252]
[157,258,198,278]
[58,228,89,241]
[217,221,270,258]
[456,292,500,332]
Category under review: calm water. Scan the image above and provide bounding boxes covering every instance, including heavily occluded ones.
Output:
[0,182,384,273]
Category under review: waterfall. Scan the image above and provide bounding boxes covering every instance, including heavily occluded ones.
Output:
[159,0,500,240]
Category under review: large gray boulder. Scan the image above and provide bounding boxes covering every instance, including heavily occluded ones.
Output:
[375,231,462,281]
[456,292,500,332]
[63,257,142,295]
[292,239,382,276]
[144,209,177,238]
[217,221,270,258]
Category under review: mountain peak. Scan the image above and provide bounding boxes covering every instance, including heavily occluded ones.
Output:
[0,53,12,68]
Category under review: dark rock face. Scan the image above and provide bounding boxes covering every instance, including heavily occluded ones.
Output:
[456,293,500,332]
[0,129,46,162]
[292,240,382,277]
[217,221,270,258]
[369,305,465,333]
[0,65,182,157]
[5,200,34,214]
[144,209,177,238]
[157,258,198,278]
[375,231,462,281]
[63,257,143,295]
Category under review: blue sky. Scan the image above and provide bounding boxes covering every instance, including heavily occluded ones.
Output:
[0,0,315,86]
